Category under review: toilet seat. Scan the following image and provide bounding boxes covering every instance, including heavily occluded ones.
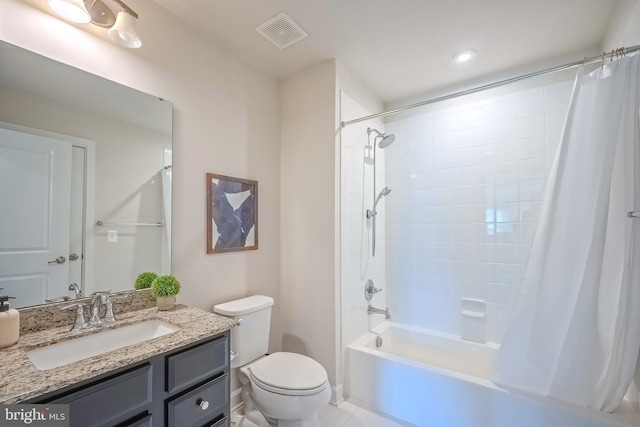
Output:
[248,352,329,396]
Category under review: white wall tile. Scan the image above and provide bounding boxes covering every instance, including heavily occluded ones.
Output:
[518,92,545,118]
[545,110,567,134]
[375,77,572,343]
[519,158,547,181]
[495,182,519,202]
[518,115,545,139]
[493,120,518,142]
[519,179,546,201]
[546,133,562,158]
[519,137,545,160]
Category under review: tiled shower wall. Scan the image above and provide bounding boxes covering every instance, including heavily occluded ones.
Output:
[384,73,575,344]
[341,92,387,350]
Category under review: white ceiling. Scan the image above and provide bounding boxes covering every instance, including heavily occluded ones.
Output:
[152,0,619,103]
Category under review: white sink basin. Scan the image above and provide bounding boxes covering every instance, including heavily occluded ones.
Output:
[26,320,180,371]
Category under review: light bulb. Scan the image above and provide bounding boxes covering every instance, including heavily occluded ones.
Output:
[48,0,91,24]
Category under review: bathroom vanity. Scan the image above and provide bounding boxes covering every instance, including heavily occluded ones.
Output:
[31,332,230,427]
[0,300,236,427]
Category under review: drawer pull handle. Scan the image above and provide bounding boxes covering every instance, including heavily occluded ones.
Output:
[197,398,209,411]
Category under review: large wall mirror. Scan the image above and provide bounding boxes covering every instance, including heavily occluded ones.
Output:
[0,41,173,308]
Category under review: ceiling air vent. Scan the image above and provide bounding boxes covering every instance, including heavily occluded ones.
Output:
[255,13,308,50]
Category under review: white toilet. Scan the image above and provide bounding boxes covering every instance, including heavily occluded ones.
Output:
[214,295,331,427]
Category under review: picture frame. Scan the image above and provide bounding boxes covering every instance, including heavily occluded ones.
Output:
[206,173,258,254]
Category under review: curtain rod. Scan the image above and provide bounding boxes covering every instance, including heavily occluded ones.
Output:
[341,45,640,128]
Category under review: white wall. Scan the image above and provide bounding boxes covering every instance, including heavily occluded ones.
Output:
[602,0,640,50]
[0,0,282,348]
[280,60,341,401]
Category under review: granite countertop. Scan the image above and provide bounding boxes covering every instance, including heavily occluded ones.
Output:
[0,305,236,403]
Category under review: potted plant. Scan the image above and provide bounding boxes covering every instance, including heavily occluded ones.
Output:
[134,272,158,290]
[151,275,181,311]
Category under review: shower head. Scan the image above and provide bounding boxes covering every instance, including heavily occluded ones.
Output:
[367,127,396,149]
[367,186,392,220]
[377,133,395,149]
[374,186,392,207]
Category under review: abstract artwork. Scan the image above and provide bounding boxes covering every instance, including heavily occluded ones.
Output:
[206,173,258,253]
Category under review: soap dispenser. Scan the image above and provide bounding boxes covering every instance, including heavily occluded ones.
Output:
[0,290,19,349]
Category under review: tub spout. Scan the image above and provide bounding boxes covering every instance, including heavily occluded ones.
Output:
[368,305,391,320]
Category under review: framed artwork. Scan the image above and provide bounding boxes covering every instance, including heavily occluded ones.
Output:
[206,173,258,253]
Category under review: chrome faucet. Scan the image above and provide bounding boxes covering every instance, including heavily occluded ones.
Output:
[57,291,127,331]
[89,291,112,326]
[68,283,82,299]
[89,291,127,327]
[367,305,391,320]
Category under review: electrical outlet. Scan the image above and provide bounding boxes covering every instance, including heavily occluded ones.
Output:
[107,230,118,243]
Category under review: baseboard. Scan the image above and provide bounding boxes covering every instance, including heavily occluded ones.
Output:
[231,387,244,413]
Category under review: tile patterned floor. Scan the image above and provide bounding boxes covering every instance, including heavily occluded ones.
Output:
[319,400,415,427]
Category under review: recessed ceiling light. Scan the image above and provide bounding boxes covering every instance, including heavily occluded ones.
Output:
[455,50,476,64]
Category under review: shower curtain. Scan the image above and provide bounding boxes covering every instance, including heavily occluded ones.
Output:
[493,54,640,412]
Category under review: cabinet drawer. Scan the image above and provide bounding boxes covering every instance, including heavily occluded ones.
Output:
[208,416,228,427]
[166,374,227,427]
[166,335,228,393]
[49,364,152,427]
[118,413,152,427]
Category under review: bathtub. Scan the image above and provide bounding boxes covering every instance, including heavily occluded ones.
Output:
[347,322,640,427]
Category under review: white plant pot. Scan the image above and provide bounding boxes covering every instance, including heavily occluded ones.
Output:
[157,295,176,311]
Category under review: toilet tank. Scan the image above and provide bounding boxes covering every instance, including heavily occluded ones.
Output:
[213,295,274,368]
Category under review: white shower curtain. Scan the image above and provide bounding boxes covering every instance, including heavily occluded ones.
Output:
[493,54,640,412]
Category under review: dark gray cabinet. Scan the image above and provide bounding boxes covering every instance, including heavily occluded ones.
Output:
[30,331,230,427]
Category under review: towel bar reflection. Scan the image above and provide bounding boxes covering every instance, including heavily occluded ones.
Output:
[628,212,640,219]
[96,221,163,227]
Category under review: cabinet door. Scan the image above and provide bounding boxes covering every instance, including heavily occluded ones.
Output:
[49,364,152,427]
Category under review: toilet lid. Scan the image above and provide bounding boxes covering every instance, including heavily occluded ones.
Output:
[249,352,328,393]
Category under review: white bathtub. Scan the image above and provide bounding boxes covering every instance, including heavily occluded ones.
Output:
[347,322,640,427]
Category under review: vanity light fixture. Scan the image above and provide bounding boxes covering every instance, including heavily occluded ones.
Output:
[48,0,142,49]
[454,49,476,64]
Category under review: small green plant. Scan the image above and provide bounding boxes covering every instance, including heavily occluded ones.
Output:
[135,272,158,290]
[151,275,181,297]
